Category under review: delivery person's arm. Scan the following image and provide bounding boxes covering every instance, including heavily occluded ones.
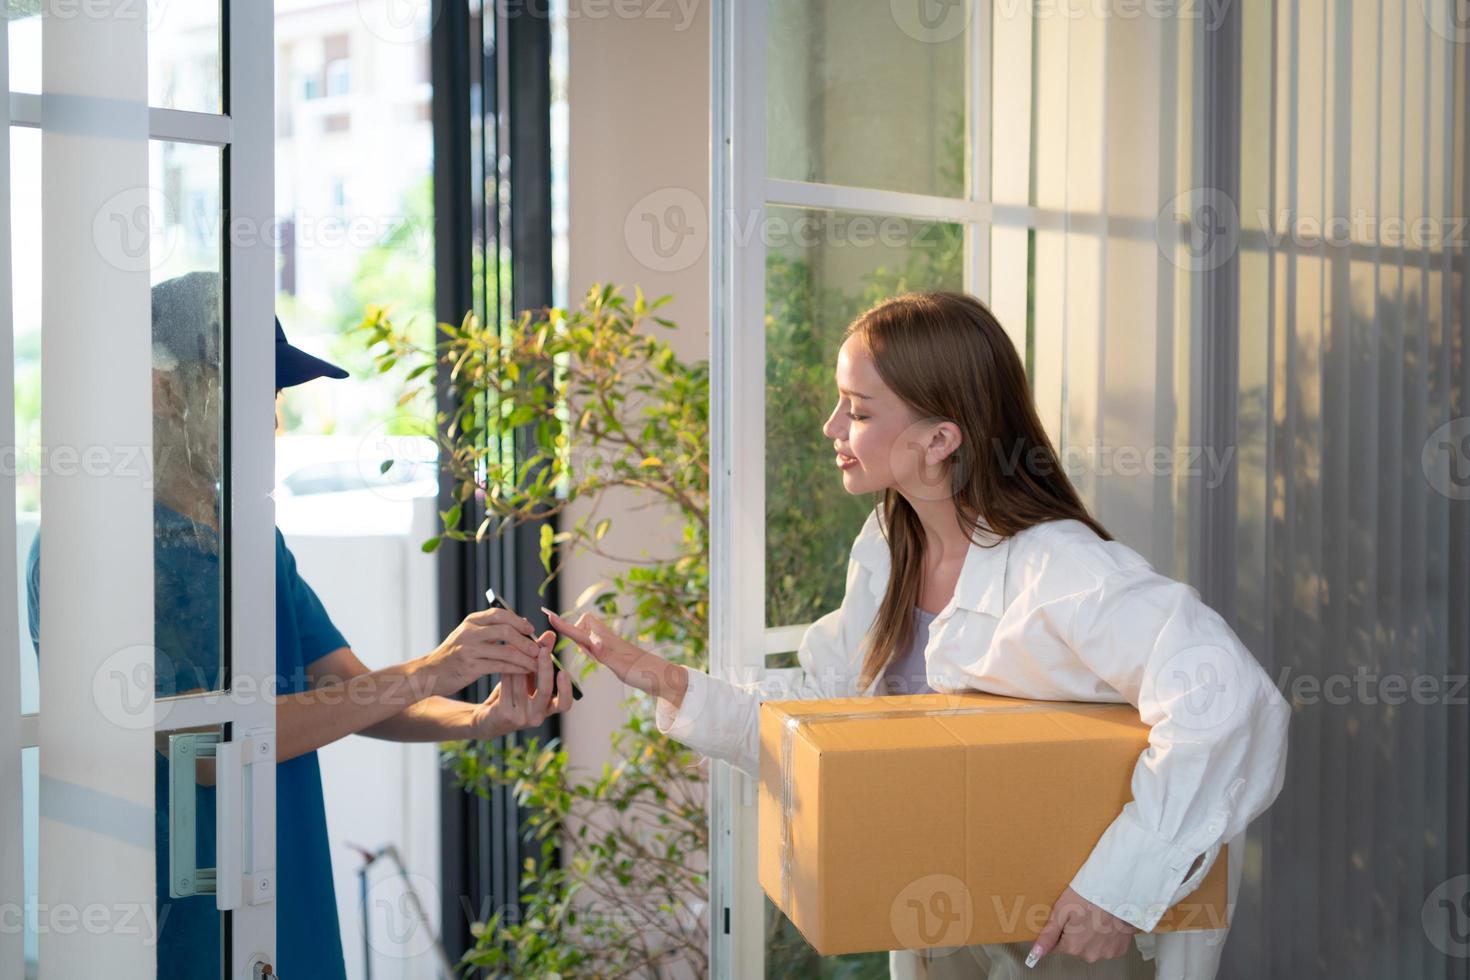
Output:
[303,638,572,744]
[275,608,549,763]
[1028,562,1290,964]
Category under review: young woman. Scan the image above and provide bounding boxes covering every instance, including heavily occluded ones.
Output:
[546,291,1289,980]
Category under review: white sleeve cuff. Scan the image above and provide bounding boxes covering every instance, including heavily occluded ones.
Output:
[655,665,708,742]
[1068,810,1216,932]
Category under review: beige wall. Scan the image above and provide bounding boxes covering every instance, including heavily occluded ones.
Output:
[561,0,710,773]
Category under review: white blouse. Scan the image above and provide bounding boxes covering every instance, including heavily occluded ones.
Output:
[655,508,1290,978]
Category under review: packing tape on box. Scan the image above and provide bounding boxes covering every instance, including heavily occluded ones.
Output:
[777,702,1052,912]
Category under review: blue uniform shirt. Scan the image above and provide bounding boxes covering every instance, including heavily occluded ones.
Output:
[271,526,349,980]
[26,511,349,979]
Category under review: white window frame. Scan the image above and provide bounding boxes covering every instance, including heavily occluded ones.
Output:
[1,3,277,976]
[709,1,1000,973]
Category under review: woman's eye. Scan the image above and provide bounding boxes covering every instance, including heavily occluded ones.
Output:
[846,412,866,422]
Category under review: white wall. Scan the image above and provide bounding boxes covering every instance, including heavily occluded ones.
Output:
[561,0,710,776]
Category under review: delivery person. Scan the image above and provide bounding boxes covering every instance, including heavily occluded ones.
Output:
[543,291,1289,980]
[26,271,573,978]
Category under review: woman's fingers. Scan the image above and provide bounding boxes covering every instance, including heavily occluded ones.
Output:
[541,608,586,642]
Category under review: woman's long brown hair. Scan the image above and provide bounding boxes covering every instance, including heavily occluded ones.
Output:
[849,291,1112,689]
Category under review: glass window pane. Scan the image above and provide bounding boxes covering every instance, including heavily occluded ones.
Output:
[7,6,41,94]
[156,725,225,978]
[25,139,228,696]
[149,140,226,697]
[767,0,967,198]
[22,745,37,979]
[763,205,963,634]
[149,2,223,113]
[762,208,962,969]
[12,125,39,714]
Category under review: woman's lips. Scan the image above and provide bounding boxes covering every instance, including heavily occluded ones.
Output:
[835,452,859,470]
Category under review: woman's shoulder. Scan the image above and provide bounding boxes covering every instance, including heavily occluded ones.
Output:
[1007,518,1153,593]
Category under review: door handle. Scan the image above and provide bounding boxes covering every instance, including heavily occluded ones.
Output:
[168,731,220,899]
[167,728,276,910]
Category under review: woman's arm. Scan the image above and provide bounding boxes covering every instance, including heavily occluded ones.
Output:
[1028,562,1290,962]
[544,553,874,777]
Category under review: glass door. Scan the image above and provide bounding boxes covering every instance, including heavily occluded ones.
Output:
[712,1,1206,975]
[1,3,277,977]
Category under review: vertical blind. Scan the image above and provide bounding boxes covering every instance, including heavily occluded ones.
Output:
[1226,2,1469,978]
[999,2,1468,976]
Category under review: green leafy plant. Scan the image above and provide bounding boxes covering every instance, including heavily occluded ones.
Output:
[360,284,711,977]
[361,192,963,975]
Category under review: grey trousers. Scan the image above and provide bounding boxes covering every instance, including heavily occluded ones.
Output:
[900,941,1155,980]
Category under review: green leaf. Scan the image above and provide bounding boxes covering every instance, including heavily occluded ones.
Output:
[421,536,442,554]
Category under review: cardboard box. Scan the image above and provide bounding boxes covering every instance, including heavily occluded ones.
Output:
[758,692,1228,956]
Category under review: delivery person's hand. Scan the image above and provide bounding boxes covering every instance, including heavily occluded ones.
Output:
[542,608,688,708]
[1027,886,1139,966]
[421,607,543,697]
[469,630,574,737]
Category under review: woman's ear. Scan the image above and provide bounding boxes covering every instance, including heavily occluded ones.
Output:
[928,419,963,464]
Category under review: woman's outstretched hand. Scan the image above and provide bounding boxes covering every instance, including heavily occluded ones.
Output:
[542,607,689,710]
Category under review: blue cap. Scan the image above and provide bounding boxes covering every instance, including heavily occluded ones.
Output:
[275,318,349,388]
